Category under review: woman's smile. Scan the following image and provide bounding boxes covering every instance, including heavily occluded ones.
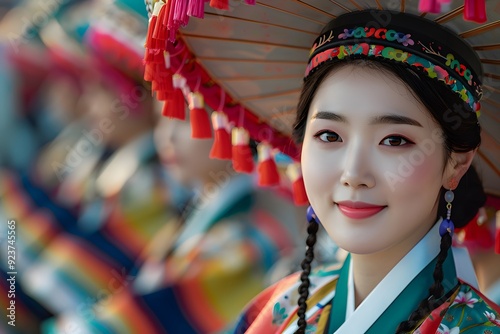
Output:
[335,201,387,219]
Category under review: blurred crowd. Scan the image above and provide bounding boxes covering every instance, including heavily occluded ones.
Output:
[0,1,312,333]
[0,1,498,334]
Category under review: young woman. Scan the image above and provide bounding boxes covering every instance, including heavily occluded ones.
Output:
[233,9,500,334]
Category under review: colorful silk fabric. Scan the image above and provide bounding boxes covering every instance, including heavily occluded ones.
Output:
[41,174,301,334]
[0,133,181,322]
[234,248,500,333]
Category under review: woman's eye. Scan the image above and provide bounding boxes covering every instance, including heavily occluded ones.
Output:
[315,131,342,143]
[380,136,411,146]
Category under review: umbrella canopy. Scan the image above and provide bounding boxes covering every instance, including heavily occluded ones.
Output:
[145,0,499,196]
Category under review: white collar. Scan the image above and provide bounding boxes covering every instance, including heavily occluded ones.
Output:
[340,219,478,333]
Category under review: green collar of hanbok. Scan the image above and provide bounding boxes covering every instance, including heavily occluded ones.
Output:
[322,219,476,334]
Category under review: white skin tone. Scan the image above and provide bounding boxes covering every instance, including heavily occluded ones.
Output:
[301,65,475,306]
[154,108,232,190]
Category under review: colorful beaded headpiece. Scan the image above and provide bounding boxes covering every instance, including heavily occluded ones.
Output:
[306,10,483,113]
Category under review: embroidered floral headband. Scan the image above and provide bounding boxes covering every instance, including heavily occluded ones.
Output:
[306,10,484,113]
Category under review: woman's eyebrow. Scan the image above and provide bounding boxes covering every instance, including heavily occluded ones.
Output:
[370,114,423,127]
[312,111,422,128]
[311,111,346,122]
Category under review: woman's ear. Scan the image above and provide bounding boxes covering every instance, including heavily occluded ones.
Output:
[442,149,477,189]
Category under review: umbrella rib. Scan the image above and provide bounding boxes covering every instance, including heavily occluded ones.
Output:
[477,149,500,177]
[401,0,406,12]
[460,21,500,38]
[256,2,329,25]
[203,12,318,36]
[239,88,302,102]
[218,74,303,81]
[484,72,500,80]
[329,0,352,12]
[293,0,337,18]
[474,44,500,51]
[480,59,500,65]
[375,0,384,10]
[198,56,306,64]
[483,84,500,95]
[348,0,364,10]
[434,5,464,23]
[181,33,310,50]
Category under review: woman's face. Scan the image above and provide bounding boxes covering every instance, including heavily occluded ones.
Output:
[301,65,449,255]
[154,107,230,187]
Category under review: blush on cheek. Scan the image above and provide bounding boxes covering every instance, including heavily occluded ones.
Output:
[388,152,442,197]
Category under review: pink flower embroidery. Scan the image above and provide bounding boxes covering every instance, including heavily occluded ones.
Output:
[484,311,500,326]
[452,291,479,308]
[438,324,460,334]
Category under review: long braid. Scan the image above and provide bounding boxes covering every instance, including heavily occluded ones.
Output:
[295,220,319,334]
[394,233,452,333]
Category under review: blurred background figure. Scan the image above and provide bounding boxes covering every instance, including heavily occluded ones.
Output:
[40,101,303,333]
[0,1,188,333]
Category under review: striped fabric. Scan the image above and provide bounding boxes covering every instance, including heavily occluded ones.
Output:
[2,134,183,325]
[42,174,302,334]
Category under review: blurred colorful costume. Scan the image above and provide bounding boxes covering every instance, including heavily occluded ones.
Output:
[43,173,301,333]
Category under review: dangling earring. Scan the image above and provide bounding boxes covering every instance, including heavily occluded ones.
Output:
[306,206,320,224]
[439,188,455,237]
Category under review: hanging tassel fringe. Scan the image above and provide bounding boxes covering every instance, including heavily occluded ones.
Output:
[286,163,308,206]
[418,0,487,22]
[210,0,229,10]
[210,112,232,160]
[464,0,487,23]
[257,143,280,187]
[188,92,212,138]
[232,128,254,173]
[187,0,205,18]
[418,0,441,13]
[145,0,256,44]
[162,74,186,119]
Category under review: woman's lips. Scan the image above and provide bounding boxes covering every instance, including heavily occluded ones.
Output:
[336,201,387,219]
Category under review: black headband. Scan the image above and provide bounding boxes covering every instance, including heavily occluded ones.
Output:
[306,10,483,111]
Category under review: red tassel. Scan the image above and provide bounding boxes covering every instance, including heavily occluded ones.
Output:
[143,62,154,82]
[210,0,229,10]
[286,163,309,206]
[495,210,500,254]
[232,128,254,173]
[145,14,158,50]
[464,0,487,23]
[257,143,280,187]
[188,92,212,139]
[162,74,186,119]
[153,1,168,41]
[209,112,232,160]
[161,90,185,119]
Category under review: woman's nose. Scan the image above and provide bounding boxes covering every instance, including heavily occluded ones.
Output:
[339,141,376,189]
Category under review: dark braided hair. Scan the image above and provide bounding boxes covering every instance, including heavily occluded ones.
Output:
[394,232,452,333]
[295,219,319,334]
[396,165,486,333]
[292,59,482,333]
